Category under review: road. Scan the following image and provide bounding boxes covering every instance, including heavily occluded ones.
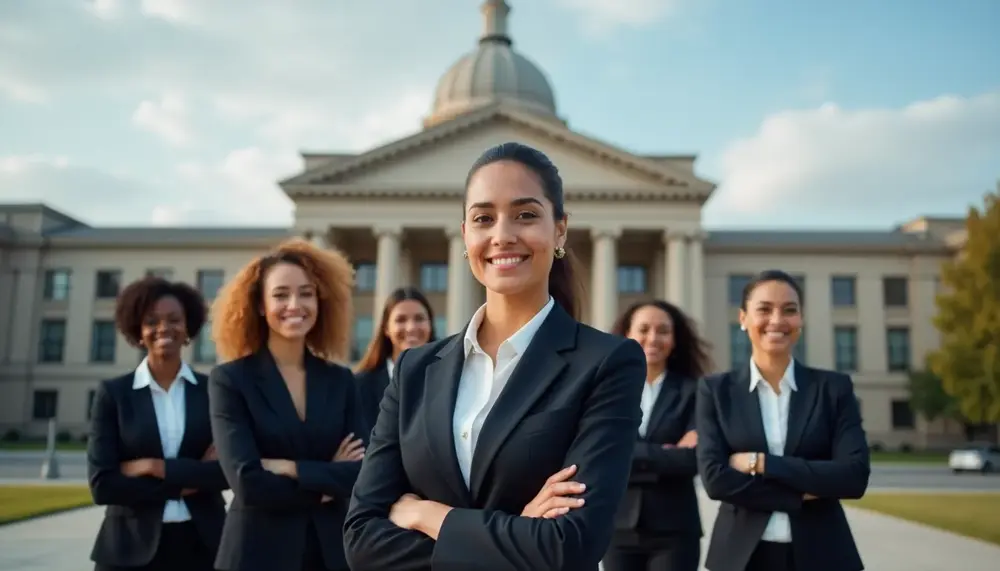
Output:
[2,451,999,491]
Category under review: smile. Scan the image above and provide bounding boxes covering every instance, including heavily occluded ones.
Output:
[282,315,305,325]
[487,255,529,269]
[765,331,788,339]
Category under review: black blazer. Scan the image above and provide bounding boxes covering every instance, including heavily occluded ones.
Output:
[208,350,367,571]
[696,363,870,571]
[354,362,390,435]
[616,373,701,537]
[343,303,646,571]
[87,371,228,568]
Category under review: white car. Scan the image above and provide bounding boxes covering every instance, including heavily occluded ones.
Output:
[948,443,1000,474]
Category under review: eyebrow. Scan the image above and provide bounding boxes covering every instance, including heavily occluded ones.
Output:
[467,197,544,211]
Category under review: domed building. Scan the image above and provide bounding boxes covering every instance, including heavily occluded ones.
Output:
[0,0,967,451]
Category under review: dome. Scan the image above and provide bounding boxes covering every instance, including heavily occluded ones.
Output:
[424,1,559,127]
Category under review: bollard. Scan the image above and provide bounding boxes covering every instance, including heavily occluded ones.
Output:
[40,418,61,480]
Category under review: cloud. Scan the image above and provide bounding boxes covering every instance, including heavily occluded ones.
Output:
[131,92,193,146]
[705,90,1000,227]
[555,0,682,36]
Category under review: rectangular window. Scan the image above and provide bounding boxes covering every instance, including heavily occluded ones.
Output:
[434,316,447,340]
[145,268,174,280]
[420,263,448,293]
[834,326,858,372]
[32,390,58,420]
[38,319,66,363]
[617,265,647,294]
[728,274,753,307]
[351,316,374,362]
[883,277,909,307]
[355,263,376,292]
[886,327,911,372]
[831,276,856,307]
[891,399,915,429]
[43,269,71,301]
[729,323,751,370]
[90,320,117,363]
[193,324,217,364]
[196,270,225,300]
[95,270,122,299]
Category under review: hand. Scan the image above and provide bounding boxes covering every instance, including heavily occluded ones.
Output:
[729,452,765,474]
[261,458,296,477]
[521,464,586,519]
[120,458,165,478]
[676,430,698,448]
[321,494,334,503]
[388,493,424,530]
[804,493,818,500]
[334,433,365,462]
[202,444,217,461]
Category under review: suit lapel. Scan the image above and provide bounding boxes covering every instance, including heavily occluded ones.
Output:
[177,375,207,458]
[252,350,307,452]
[469,305,575,501]
[644,374,679,440]
[733,367,769,453]
[130,383,165,458]
[784,362,819,455]
[424,334,473,507]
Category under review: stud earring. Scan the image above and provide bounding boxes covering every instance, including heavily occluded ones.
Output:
[554,247,566,259]
[740,325,747,332]
[462,250,469,259]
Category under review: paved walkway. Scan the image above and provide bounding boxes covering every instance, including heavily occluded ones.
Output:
[1,486,998,570]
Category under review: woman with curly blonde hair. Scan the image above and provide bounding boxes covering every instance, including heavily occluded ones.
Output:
[208,238,366,571]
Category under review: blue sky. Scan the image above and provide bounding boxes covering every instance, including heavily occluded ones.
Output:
[0,0,997,229]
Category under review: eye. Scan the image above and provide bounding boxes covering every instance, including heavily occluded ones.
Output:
[516,210,539,220]
[471,214,493,224]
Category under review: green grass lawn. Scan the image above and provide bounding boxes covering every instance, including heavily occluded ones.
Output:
[848,493,1000,546]
[0,485,94,526]
[869,450,948,464]
[0,441,87,451]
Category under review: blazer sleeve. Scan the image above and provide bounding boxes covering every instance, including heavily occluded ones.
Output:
[87,381,181,506]
[429,338,646,571]
[208,366,321,509]
[762,373,871,499]
[695,378,804,513]
[163,458,230,492]
[343,348,437,571]
[632,442,698,477]
[296,369,367,498]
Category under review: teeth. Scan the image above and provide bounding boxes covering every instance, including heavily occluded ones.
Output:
[490,257,524,266]
[283,316,304,324]
[766,332,786,338]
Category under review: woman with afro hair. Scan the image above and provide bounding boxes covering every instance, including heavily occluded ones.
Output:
[207,238,367,571]
[87,276,229,571]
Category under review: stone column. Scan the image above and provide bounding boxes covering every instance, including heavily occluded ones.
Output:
[590,227,620,331]
[308,228,328,249]
[373,225,402,318]
[665,230,688,310]
[446,228,475,335]
[687,231,705,326]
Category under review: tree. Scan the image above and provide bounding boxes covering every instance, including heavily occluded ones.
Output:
[928,182,1000,428]
[907,366,960,422]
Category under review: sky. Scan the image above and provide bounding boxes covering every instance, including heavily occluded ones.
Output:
[0,0,997,230]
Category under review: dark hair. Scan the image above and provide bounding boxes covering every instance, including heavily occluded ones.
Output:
[740,269,804,310]
[611,300,712,379]
[115,276,207,347]
[355,286,437,373]
[463,141,582,319]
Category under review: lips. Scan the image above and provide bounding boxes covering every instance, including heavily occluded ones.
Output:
[487,255,529,270]
[281,315,306,326]
[153,335,176,348]
[764,331,788,340]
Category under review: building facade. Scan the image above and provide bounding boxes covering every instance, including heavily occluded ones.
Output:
[0,0,969,448]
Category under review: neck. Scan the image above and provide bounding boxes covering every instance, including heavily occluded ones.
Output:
[268,336,306,369]
[479,288,549,345]
[752,351,791,386]
[146,356,182,388]
[646,363,665,384]
[390,346,402,363]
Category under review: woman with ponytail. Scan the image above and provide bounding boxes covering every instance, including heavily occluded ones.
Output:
[344,141,646,571]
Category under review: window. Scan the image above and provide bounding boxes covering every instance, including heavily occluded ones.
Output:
[193,325,216,364]
[834,326,858,372]
[43,269,71,301]
[355,263,376,292]
[728,274,753,307]
[90,320,117,363]
[886,327,910,372]
[86,389,97,420]
[434,316,447,340]
[145,268,173,280]
[37,319,66,363]
[197,270,225,300]
[94,270,122,299]
[891,399,915,429]
[420,263,448,292]
[883,277,909,307]
[351,316,374,361]
[617,266,647,294]
[831,276,856,307]
[793,326,807,362]
[32,390,58,420]
[729,323,751,369]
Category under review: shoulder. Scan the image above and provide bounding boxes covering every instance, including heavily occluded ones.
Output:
[801,365,854,393]
[97,373,136,397]
[313,356,356,382]
[700,370,737,393]
[209,354,256,386]
[399,335,455,371]
[574,323,644,364]
[191,370,210,385]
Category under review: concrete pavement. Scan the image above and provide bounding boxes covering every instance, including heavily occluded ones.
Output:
[1,485,998,570]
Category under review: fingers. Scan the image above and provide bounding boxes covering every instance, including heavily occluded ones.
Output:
[544,464,577,486]
[336,433,355,454]
[539,496,586,518]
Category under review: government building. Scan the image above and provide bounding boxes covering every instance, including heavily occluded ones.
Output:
[0,1,968,449]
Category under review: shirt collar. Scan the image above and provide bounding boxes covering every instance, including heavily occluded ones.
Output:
[385,358,395,379]
[463,297,555,359]
[133,357,197,390]
[749,359,797,393]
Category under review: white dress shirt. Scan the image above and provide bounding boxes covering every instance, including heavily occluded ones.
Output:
[452,297,555,487]
[385,358,395,380]
[750,358,798,543]
[637,372,665,438]
[132,357,197,523]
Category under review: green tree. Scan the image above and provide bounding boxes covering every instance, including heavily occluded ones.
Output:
[907,366,961,422]
[928,182,1000,426]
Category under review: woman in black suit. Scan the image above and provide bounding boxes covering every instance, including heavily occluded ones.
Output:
[343,141,647,571]
[696,270,870,571]
[87,276,228,571]
[207,239,367,571]
[605,300,711,571]
[354,286,436,432]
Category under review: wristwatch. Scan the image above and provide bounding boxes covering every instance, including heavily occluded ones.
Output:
[748,452,759,476]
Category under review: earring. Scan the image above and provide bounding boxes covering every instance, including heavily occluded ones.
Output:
[462,250,469,259]
[740,325,746,331]
[554,247,566,259]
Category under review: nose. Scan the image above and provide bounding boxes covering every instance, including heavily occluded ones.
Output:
[490,216,518,246]
[286,295,301,310]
